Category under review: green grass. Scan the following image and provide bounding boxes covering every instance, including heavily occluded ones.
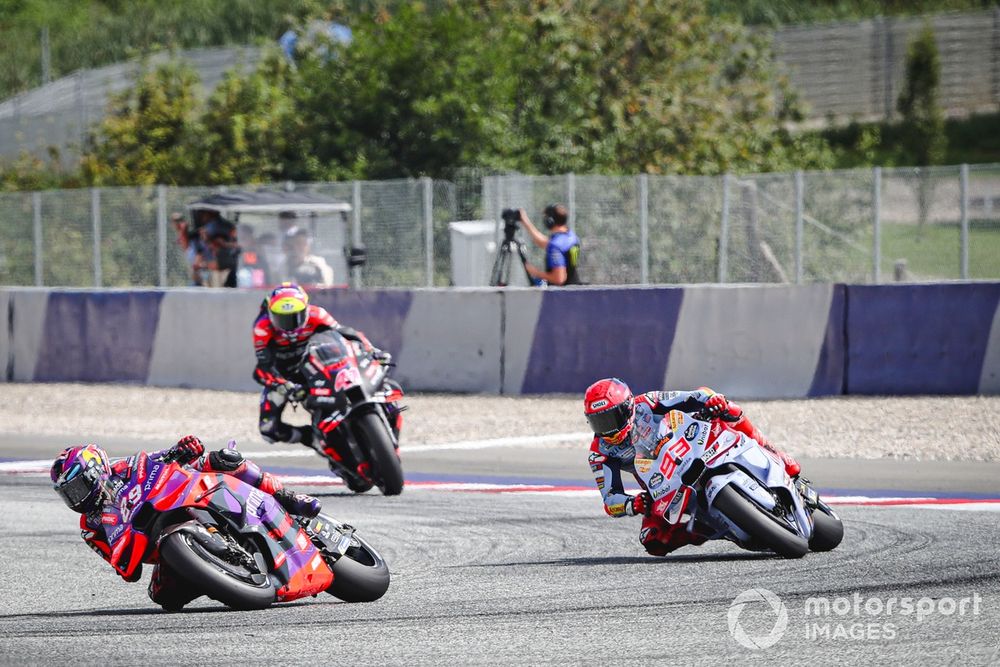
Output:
[879,221,1000,280]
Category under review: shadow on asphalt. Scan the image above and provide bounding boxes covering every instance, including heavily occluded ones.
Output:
[455,552,777,568]
[309,491,369,498]
[0,599,325,620]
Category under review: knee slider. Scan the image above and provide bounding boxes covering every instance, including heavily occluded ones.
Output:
[208,448,245,473]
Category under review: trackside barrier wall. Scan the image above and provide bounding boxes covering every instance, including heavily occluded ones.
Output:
[1,284,998,397]
[845,283,1000,395]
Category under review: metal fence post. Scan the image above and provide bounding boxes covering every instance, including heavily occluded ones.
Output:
[352,180,363,289]
[566,172,576,225]
[960,164,969,279]
[75,72,86,158]
[32,192,42,286]
[639,173,649,284]
[422,176,433,287]
[794,170,804,284]
[873,167,882,283]
[156,185,167,287]
[91,187,102,287]
[40,26,51,85]
[718,174,730,284]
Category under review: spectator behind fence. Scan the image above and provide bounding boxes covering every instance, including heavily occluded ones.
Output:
[189,210,240,287]
[283,228,334,286]
[257,232,282,284]
[191,223,215,286]
[171,212,202,286]
[278,210,298,235]
[236,224,271,288]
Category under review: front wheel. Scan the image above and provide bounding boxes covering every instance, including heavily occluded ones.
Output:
[353,411,404,496]
[325,532,391,603]
[713,485,809,559]
[809,507,844,552]
[159,524,275,610]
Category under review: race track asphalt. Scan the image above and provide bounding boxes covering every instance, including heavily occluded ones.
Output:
[1,450,998,665]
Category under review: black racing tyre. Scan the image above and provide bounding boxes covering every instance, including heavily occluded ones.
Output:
[159,527,275,611]
[345,476,376,493]
[325,532,391,603]
[809,508,845,552]
[713,485,810,559]
[354,411,404,496]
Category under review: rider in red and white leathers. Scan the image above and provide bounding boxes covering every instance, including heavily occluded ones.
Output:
[584,379,800,556]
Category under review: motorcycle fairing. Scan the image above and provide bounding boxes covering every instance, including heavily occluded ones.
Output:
[106,459,333,601]
[633,410,812,542]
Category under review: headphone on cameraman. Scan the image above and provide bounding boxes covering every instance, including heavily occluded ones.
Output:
[543,204,566,230]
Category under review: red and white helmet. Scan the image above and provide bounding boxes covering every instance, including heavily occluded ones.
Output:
[584,378,634,445]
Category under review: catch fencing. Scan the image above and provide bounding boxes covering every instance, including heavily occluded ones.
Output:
[772,9,1000,120]
[1,164,999,289]
[0,47,262,168]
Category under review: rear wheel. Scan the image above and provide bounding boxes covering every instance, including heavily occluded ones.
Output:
[809,507,844,552]
[325,532,391,602]
[159,524,275,610]
[713,485,809,559]
[353,411,404,496]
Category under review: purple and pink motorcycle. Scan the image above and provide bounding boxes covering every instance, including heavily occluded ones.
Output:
[104,444,389,610]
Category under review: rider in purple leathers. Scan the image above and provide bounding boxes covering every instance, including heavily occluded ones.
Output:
[584,379,801,556]
[50,436,321,610]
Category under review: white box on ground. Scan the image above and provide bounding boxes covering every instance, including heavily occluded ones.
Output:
[449,220,499,286]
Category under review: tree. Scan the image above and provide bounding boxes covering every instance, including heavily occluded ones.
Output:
[81,60,203,185]
[290,2,516,179]
[897,24,946,231]
[493,0,832,175]
[199,52,300,184]
[897,24,947,167]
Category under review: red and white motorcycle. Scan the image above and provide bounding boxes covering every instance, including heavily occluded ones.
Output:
[634,409,843,558]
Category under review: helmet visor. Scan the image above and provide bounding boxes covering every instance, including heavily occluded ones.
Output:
[586,401,633,437]
[270,308,307,332]
[55,463,101,512]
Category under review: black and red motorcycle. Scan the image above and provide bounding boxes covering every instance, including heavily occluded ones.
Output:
[293,330,405,495]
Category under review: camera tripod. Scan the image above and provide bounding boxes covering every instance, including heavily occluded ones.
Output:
[489,235,532,287]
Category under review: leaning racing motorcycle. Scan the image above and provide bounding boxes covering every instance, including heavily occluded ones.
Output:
[292,330,405,495]
[633,409,844,558]
[106,443,390,611]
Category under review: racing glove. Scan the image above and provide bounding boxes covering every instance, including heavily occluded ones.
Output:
[275,382,307,402]
[703,393,729,418]
[627,491,652,517]
[169,435,204,464]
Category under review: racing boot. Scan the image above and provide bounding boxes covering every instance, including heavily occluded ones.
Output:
[640,517,711,556]
[148,563,200,612]
[727,406,800,478]
[273,488,321,518]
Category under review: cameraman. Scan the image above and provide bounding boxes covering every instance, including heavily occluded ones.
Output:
[517,204,581,286]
